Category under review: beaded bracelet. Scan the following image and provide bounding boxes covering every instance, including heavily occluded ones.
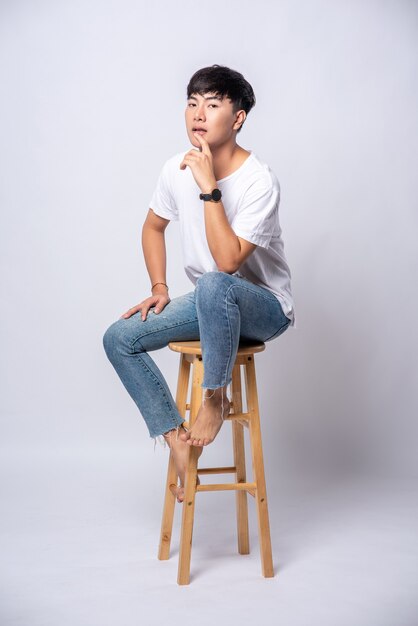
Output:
[151,282,169,291]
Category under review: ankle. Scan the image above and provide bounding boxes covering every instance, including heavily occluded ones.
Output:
[162,425,186,440]
[203,387,229,404]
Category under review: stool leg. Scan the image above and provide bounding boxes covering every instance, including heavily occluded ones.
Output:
[245,356,274,578]
[158,354,190,561]
[231,363,250,555]
[177,356,203,585]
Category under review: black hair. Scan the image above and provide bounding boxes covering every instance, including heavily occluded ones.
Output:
[186,64,256,133]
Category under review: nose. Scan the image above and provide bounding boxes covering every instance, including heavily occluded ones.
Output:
[193,104,205,121]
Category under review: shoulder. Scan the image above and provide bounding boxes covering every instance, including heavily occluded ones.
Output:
[243,152,281,198]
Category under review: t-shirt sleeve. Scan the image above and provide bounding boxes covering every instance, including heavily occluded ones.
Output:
[231,175,280,249]
[148,160,179,222]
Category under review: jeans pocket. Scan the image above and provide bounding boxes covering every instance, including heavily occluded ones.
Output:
[264,317,291,342]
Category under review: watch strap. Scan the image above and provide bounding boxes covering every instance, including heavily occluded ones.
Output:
[199,188,222,202]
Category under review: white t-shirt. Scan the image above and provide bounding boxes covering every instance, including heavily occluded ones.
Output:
[149,149,295,326]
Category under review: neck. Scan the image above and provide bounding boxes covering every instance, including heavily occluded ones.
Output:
[210,141,249,182]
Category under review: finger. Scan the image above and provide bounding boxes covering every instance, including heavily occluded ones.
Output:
[180,156,197,170]
[193,132,211,155]
[141,306,150,321]
[181,153,198,164]
[153,300,161,313]
[180,148,200,168]
[120,304,142,319]
[154,300,167,314]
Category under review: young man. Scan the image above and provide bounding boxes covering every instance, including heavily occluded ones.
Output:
[103,65,295,502]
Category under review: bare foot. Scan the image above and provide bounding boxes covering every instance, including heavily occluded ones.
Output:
[175,476,200,504]
[163,425,203,503]
[179,387,231,447]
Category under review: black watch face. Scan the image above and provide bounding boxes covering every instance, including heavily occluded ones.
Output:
[212,188,222,201]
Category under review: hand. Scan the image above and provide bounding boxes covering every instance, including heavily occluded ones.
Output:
[120,292,171,321]
[180,132,217,193]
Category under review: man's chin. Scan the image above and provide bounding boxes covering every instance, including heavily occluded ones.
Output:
[190,133,211,147]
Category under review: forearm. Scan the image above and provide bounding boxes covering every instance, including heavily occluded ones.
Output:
[203,200,241,272]
[141,224,168,293]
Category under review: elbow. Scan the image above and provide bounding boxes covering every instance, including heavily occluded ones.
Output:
[217,261,239,274]
[216,248,241,274]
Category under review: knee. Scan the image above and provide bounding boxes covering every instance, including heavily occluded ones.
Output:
[103,320,130,362]
[196,271,231,300]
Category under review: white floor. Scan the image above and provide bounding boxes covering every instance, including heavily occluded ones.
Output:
[1,445,417,626]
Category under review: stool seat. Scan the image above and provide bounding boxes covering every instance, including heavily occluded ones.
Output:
[158,339,273,585]
[168,340,266,356]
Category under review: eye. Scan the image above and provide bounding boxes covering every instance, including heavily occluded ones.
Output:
[209,104,218,108]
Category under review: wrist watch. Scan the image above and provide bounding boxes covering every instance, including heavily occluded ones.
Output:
[199,188,222,203]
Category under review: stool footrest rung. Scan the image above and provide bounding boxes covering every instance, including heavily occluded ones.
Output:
[196,482,256,494]
[169,482,256,497]
[225,412,250,422]
[197,466,236,475]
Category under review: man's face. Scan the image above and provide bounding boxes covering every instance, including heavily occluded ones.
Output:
[185,92,243,148]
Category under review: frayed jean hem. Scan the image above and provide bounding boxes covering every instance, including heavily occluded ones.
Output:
[201,378,232,391]
[151,421,186,453]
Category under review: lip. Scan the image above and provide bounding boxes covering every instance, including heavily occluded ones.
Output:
[192,128,207,133]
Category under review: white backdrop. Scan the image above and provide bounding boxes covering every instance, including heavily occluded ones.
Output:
[1,2,418,624]
[1,1,417,480]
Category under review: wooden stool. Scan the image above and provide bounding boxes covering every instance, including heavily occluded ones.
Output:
[158,340,274,585]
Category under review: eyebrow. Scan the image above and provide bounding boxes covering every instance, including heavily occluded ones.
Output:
[188,94,223,101]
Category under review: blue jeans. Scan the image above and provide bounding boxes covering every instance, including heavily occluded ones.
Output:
[103,271,291,446]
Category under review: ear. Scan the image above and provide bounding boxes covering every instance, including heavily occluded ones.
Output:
[233,110,246,131]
